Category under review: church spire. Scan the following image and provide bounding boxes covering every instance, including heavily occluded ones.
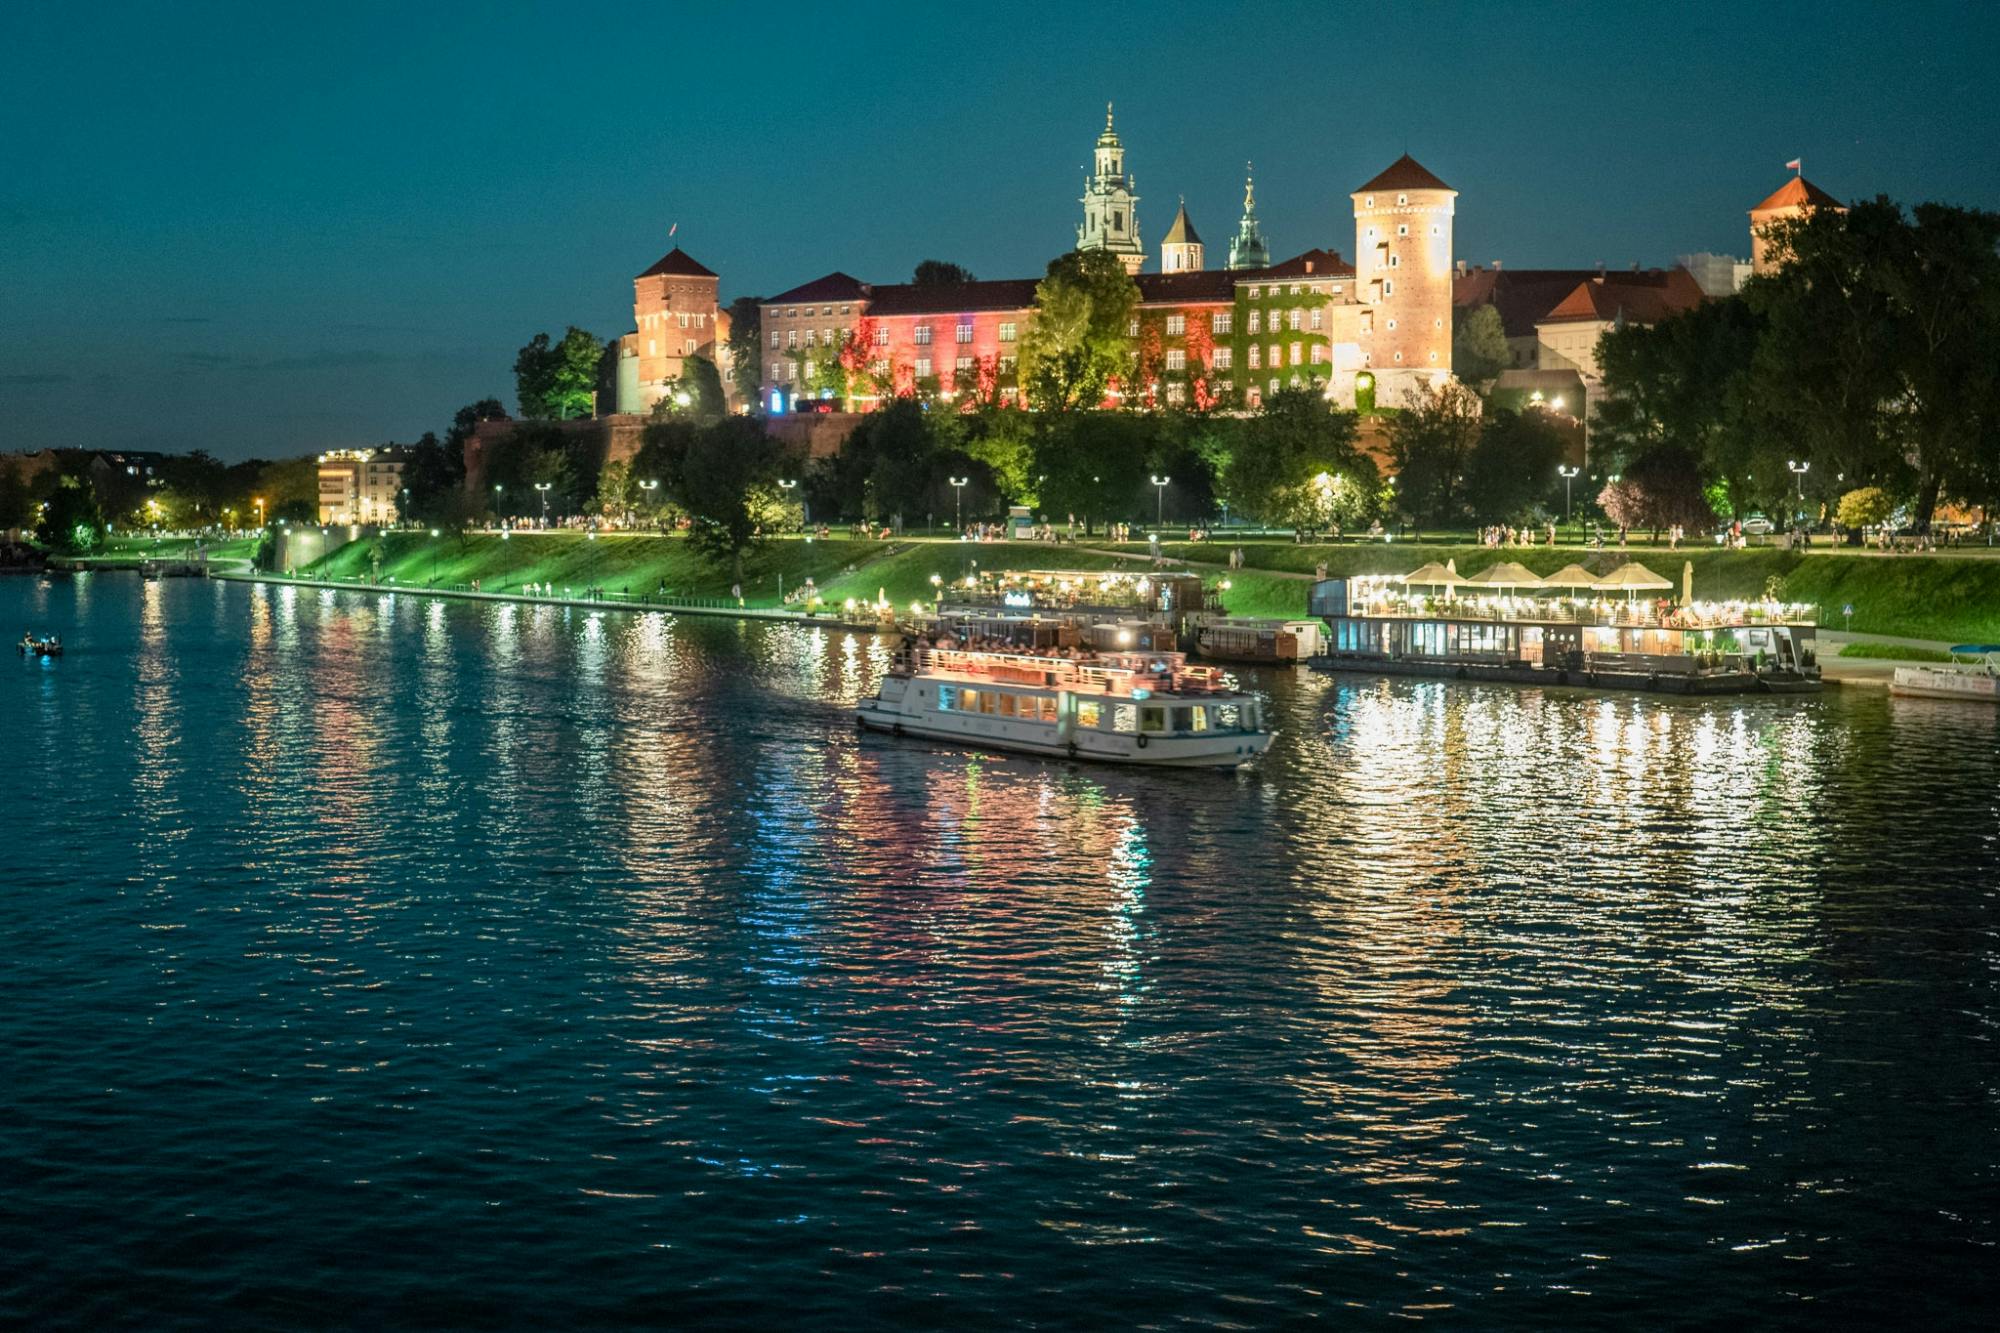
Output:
[1227,161,1271,270]
[1076,104,1144,273]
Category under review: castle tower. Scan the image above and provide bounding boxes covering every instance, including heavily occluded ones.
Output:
[1749,170,1842,275]
[1226,163,1270,270]
[1351,154,1455,404]
[1077,103,1144,274]
[1160,199,1203,273]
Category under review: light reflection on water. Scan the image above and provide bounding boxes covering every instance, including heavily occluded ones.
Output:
[2,574,1996,1326]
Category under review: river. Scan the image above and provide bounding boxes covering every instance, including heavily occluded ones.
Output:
[4,574,1995,1326]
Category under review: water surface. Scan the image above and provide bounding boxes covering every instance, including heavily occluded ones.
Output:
[4,575,1995,1326]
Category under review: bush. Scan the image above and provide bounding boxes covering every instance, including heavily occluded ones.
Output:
[1837,486,1894,530]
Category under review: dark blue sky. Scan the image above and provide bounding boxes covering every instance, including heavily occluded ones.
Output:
[4,0,1996,460]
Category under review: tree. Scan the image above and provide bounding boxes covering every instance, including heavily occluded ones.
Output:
[650,416,783,582]
[1452,303,1511,384]
[912,260,976,287]
[961,408,1036,505]
[36,480,104,554]
[446,398,509,453]
[1387,379,1484,533]
[399,432,463,526]
[0,462,32,531]
[724,296,764,407]
[1222,389,1374,529]
[1597,446,1714,538]
[1463,408,1568,523]
[1836,485,1894,531]
[594,460,638,524]
[1033,411,1154,531]
[514,326,605,419]
[254,455,319,523]
[1017,249,1139,411]
[672,354,729,422]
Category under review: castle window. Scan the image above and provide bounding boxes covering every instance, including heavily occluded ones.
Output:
[1290,343,1302,365]
[1165,382,1186,406]
[1311,345,1326,364]
[787,308,797,318]
[1213,312,1232,334]
[956,322,972,344]
[1166,349,1185,371]
[1248,286,1260,298]
[1384,280,1395,297]
[1393,351,1403,362]
[1397,193,1408,205]
[1286,309,1301,331]
[1113,211,1123,233]
[786,360,798,380]
[822,306,833,316]
[1127,318,1139,336]
[1248,345,1261,369]
[1289,285,1300,295]
[1248,310,1261,334]
[1269,344,1279,366]
[1311,308,1323,330]
[1364,196,1374,208]
[1269,377,1280,394]
[647,339,657,356]
[1397,225,1408,237]
[1166,314,1184,335]
[999,322,1016,342]
[870,358,888,377]
[841,305,851,315]
[1387,319,1397,331]
[914,325,933,345]
[999,355,1016,373]
[1212,347,1232,369]
[915,357,932,378]
[824,328,835,346]
[1390,255,1400,268]
[874,326,889,345]
[804,329,816,348]
[956,356,974,372]
[1332,284,1342,294]
[786,329,797,348]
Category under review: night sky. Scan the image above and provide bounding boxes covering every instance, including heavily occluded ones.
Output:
[4,1,1996,460]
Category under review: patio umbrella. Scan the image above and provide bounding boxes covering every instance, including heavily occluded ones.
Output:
[1462,561,1546,590]
[1402,561,1463,590]
[1593,562,1673,599]
[1540,563,1601,592]
[1682,560,1694,605]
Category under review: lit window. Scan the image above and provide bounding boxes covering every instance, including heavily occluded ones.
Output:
[822,306,832,316]
[1290,342,1302,365]
[915,357,932,377]
[1165,349,1185,370]
[1387,319,1397,330]
[1286,309,1302,331]
[1248,345,1261,369]
[1268,377,1279,394]
[999,322,1016,342]
[1248,310,1261,334]
[823,328,835,345]
[1289,285,1300,295]
[1213,312,1232,334]
[1112,704,1137,733]
[1311,345,1326,364]
[1127,318,1139,336]
[786,329,797,348]
[956,323,972,344]
[999,355,1016,373]
[1248,286,1261,298]
[1397,193,1408,205]
[1166,314,1184,335]
[914,325,932,345]
[1212,347,1232,369]
[1311,308,1323,330]
[1165,382,1186,405]
[956,355,973,371]
[874,326,889,346]
[1389,255,1400,268]
[805,329,817,348]
[769,330,780,348]
[1078,700,1102,729]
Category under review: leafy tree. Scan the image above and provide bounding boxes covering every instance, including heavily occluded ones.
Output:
[1463,408,1568,523]
[36,480,104,553]
[1452,303,1512,384]
[514,326,605,419]
[1033,411,1154,531]
[647,416,784,582]
[446,398,509,453]
[671,354,729,422]
[1596,446,1714,538]
[400,432,463,526]
[0,463,32,531]
[254,455,319,523]
[594,459,637,523]
[724,296,764,407]
[1018,249,1138,411]
[912,260,976,286]
[1387,379,1484,534]
[1222,389,1374,529]
[1836,485,1893,530]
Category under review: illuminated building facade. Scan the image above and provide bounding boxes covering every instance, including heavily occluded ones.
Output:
[1076,104,1145,275]
[317,446,406,525]
[630,246,721,410]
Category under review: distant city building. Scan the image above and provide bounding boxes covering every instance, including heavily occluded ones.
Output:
[1160,200,1203,273]
[1677,251,1752,296]
[1226,165,1271,271]
[1076,105,1145,275]
[1750,172,1842,275]
[1351,154,1457,405]
[629,246,721,410]
[317,446,407,525]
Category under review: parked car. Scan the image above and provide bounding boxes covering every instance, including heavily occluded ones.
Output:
[1739,514,1775,536]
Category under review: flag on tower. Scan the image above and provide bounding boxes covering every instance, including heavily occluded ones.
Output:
[668,222,678,237]
[1784,158,1801,174]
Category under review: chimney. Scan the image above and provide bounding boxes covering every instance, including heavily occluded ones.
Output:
[1454,259,1467,277]
[1492,259,1503,272]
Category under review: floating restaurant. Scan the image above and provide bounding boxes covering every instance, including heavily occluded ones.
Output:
[1308,559,1821,694]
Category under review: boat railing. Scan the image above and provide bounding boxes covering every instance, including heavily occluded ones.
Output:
[1344,597,1817,630]
[894,647,1232,696]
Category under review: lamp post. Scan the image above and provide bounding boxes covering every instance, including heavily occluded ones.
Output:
[428,528,440,584]
[949,476,968,533]
[638,478,658,529]
[534,481,551,527]
[777,477,799,531]
[1150,474,1171,530]
[492,484,504,527]
[253,496,265,528]
[1788,459,1810,522]
[1559,465,1580,524]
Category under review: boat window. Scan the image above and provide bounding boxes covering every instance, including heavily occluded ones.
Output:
[1188,705,1209,732]
[998,693,1018,717]
[1077,700,1102,729]
[1215,703,1241,730]
[1141,707,1165,734]
[1170,706,1192,733]
[936,685,958,712]
[1112,704,1137,734]
[1039,697,1058,723]
[959,688,979,713]
[979,691,997,714]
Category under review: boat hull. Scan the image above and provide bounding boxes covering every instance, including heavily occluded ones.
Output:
[1308,654,1819,696]
[1890,666,1998,703]
[855,699,1269,768]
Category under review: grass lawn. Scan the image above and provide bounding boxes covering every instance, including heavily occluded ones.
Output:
[1838,642,1964,663]
[74,534,262,564]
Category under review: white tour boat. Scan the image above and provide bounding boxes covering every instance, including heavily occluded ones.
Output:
[1890,656,1999,703]
[856,645,1272,768]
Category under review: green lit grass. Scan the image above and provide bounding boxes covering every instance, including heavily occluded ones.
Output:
[1837,642,1962,663]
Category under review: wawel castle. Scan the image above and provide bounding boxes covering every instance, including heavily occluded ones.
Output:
[611,108,1833,421]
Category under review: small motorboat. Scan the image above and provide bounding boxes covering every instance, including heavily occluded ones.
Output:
[17,633,62,658]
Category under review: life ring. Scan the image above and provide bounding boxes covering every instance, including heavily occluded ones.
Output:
[1066,741,1079,760]
[1135,734,1149,749]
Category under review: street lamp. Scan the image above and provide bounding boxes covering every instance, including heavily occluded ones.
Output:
[429,528,439,584]
[1150,474,1171,529]
[1559,465,1581,523]
[1788,459,1810,521]
[492,484,504,527]
[949,476,968,533]
[253,496,265,528]
[777,477,801,531]
[534,481,551,526]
